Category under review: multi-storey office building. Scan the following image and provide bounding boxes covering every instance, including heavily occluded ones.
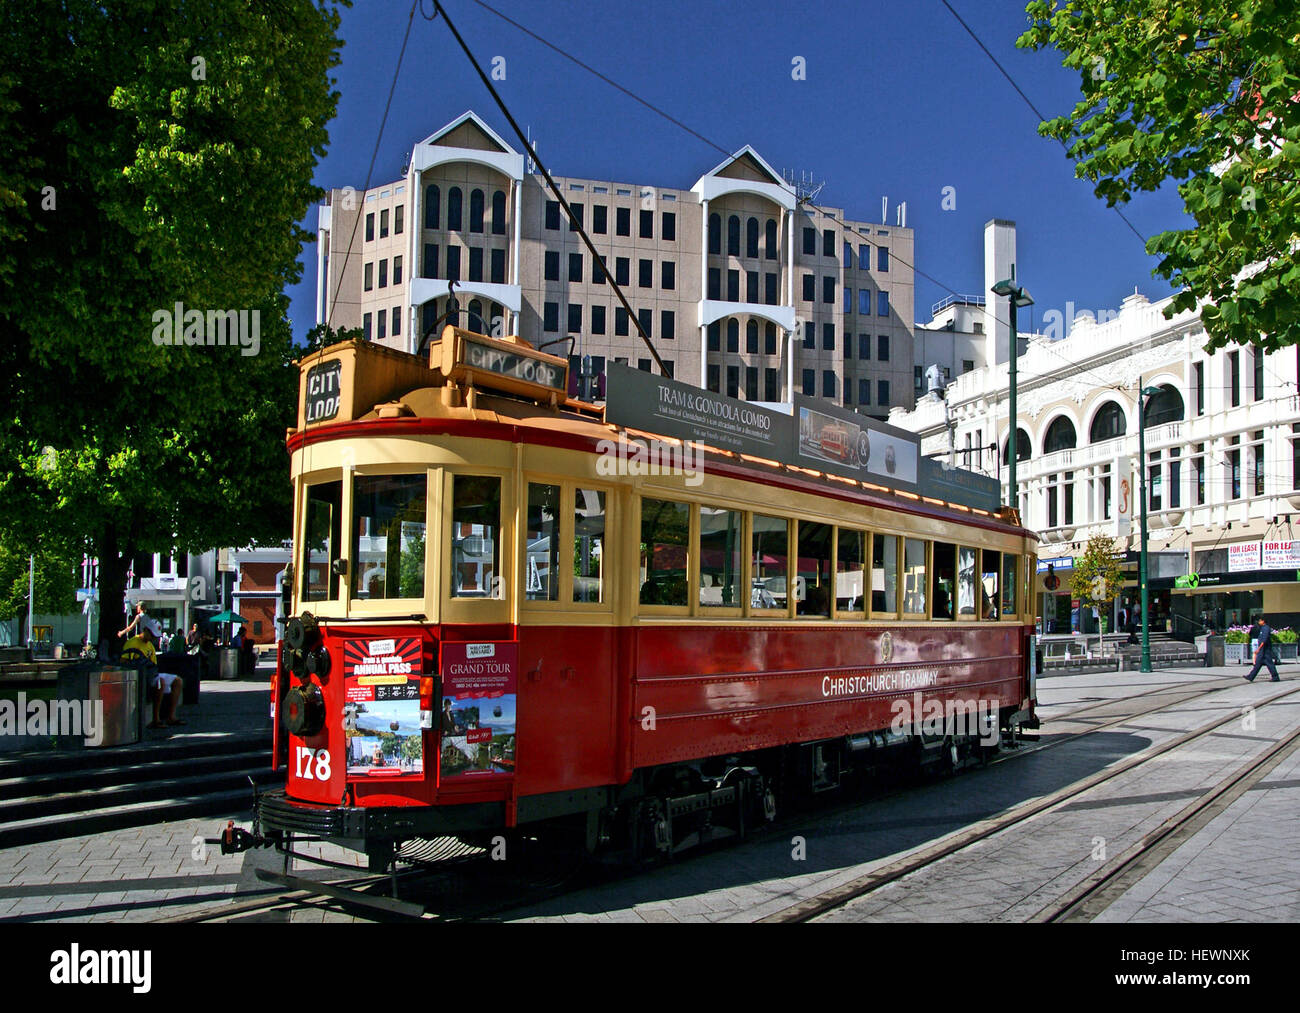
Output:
[893,288,1300,635]
[316,111,915,416]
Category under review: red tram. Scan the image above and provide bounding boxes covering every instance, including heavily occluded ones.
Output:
[255,328,1039,869]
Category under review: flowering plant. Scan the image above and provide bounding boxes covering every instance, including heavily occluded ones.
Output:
[1224,625,1252,644]
[1272,627,1298,644]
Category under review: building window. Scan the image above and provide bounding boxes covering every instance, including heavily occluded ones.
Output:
[637,308,652,338]
[393,255,403,285]
[1229,350,1240,407]
[707,321,720,351]
[822,323,835,350]
[843,286,851,314]
[638,358,651,372]
[445,246,460,282]
[765,272,778,305]
[568,303,582,334]
[727,365,739,398]
[746,366,759,401]
[616,206,630,236]
[568,203,583,232]
[765,219,778,259]
[765,322,777,355]
[708,213,721,255]
[859,379,870,405]
[491,248,506,284]
[447,187,462,231]
[1293,425,1300,490]
[661,310,675,340]
[803,227,816,255]
[878,334,890,361]
[746,217,759,258]
[707,364,720,392]
[1229,435,1241,499]
[727,215,740,256]
[545,200,560,230]
[662,261,675,290]
[746,320,759,354]
[395,204,404,234]
[544,302,559,332]
[469,189,484,233]
[858,244,869,270]
[363,262,373,291]
[425,185,440,229]
[379,209,390,238]
[616,307,629,335]
[491,191,506,235]
[765,368,778,401]
[858,334,870,360]
[391,307,401,337]
[823,276,835,304]
[593,204,607,234]
[914,365,923,392]
[823,229,834,257]
[877,246,889,271]
[962,359,974,373]
[365,212,374,242]
[1252,430,1265,495]
[638,259,653,288]
[727,319,739,353]
[727,270,740,302]
[616,258,630,287]
[376,308,387,340]
[1168,449,1180,509]
[468,247,483,282]
[802,274,815,302]
[570,253,584,283]
[823,371,836,398]
[378,259,388,288]
[362,312,372,341]
[803,321,815,348]
[802,369,815,396]
[1254,350,1265,401]
[878,380,889,406]
[878,291,890,317]
[544,251,559,281]
[746,270,758,302]
[1193,361,1205,415]
[662,211,676,241]
[1195,443,1207,504]
[423,243,438,279]
[708,267,721,300]
[589,304,606,336]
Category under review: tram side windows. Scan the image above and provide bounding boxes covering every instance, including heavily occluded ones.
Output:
[835,528,867,617]
[797,521,833,617]
[640,499,689,607]
[352,475,427,600]
[751,514,789,613]
[573,488,606,604]
[525,483,561,602]
[699,506,743,609]
[931,542,955,620]
[1001,554,1019,618]
[981,550,1001,620]
[871,534,899,618]
[957,545,977,618]
[903,538,928,617]
[451,476,503,599]
[302,481,342,602]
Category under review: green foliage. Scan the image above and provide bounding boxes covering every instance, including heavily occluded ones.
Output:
[399,732,423,762]
[0,539,78,637]
[302,323,364,354]
[1224,626,1250,644]
[1271,626,1298,643]
[1019,1,1300,351]
[1070,533,1125,607]
[0,1,348,636]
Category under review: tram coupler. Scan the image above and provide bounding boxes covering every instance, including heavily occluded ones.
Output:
[211,820,276,855]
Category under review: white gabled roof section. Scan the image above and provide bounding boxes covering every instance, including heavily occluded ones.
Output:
[692,145,796,211]
[411,110,524,181]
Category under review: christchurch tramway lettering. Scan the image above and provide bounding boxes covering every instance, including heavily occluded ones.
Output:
[821,669,939,697]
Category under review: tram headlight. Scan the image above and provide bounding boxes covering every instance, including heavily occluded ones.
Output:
[305,646,331,680]
[283,683,325,738]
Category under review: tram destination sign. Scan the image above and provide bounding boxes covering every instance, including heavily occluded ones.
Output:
[462,335,566,391]
[304,359,342,423]
[605,363,999,511]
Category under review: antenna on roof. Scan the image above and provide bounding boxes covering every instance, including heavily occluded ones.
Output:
[525,125,538,174]
[881,196,888,224]
[781,168,824,204]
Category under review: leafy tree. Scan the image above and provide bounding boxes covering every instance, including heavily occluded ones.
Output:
[303,323,364,354]
[1019,1,1300,350]
[0,1,347,645]
[1071,533,1125,619]
[0,539,78,645]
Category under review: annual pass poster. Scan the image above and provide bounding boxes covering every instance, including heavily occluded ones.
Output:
[342,636,423,776]
[440,642,517,779]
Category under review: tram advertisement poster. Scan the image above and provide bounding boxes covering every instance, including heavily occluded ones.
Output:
[440,641,517,780]
[342,637,423,777]
[794,397,918,487]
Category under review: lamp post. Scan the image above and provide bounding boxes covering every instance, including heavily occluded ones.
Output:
[1137,380,1161,673]
[990,270,1033,513]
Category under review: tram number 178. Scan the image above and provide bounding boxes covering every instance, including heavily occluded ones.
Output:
[294,747,332,781]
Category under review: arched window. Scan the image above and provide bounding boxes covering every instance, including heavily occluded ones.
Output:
[468,299,484,332]
[765,218,778,259]
[708,213,721,256]
[1003,428,1031,463]
[1043,416,1077,454]
[446,187,463,231]
[491,190,506,235]
[746,218,759,258]
[1144,385,1184,427]
[424,185,440,229]
[764,321,776,355]
[727,215,740,257]
[746,319,759,354]
[421,300,437,338]
[726,318,739,353]
[489,302,504,337]
[1089,401,1127,442]
[469,189,485,233]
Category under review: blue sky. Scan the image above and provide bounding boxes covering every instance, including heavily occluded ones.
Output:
[285,0,1190,344]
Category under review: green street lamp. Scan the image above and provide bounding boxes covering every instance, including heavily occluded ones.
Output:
[1137,380,1161,673]
[990,271,1033,513]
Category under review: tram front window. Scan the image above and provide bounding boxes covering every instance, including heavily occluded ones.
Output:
[574,488,605,604]
[957,546,977,617]
[981,550,1001,620]
[751,515,788,611]
[525,483,560,601]
[640,498,689,606]
[1001,555,1018,617]
[700,506,742,608]
[352,475,427,600]
[836,528,866,616]
[872,534,898,616]
[903,538,927,615]
[451,475,502,598]
[302,480,342,602]
[797,522,832,617]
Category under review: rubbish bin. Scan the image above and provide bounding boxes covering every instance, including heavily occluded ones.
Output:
[91,667,140,747]
[1205,635,1225,668]
[219,647,240,680]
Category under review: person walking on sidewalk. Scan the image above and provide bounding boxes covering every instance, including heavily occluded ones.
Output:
[1245,615,1281,682]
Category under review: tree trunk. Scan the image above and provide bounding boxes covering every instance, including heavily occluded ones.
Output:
[96,525,129,656]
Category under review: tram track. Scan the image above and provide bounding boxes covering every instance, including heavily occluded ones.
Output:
[761,681,1300,923]
[161,674,1290,924]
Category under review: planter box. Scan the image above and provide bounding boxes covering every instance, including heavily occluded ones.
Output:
[1277,643,1298,661]
[1224,642,1249,664]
